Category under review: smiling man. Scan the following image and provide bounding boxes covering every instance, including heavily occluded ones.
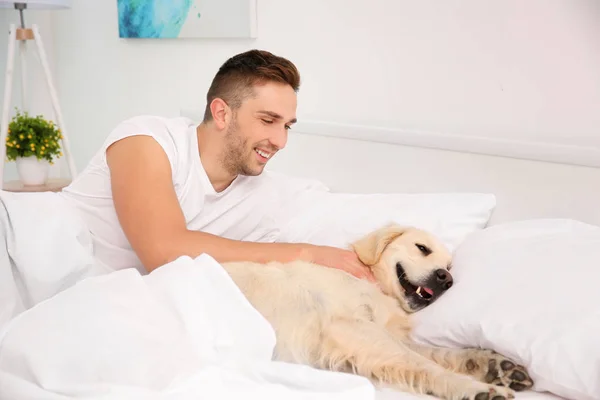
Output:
[60,49,375,283]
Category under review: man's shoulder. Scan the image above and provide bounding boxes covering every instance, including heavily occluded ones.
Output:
[105,114,196,150]
[115,115,194,134]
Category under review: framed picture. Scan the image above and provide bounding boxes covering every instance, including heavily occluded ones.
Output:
[117,0,257,39]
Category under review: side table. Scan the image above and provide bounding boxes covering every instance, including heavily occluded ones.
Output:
[1,178,71,193]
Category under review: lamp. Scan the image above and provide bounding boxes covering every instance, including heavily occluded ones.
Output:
[0,0,77,190]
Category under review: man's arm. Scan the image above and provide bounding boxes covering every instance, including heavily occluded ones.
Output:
[106,135,374,281]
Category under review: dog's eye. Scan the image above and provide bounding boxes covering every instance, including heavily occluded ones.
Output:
[415,243,432,256]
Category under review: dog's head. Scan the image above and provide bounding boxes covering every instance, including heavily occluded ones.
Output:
[352,223,454,313]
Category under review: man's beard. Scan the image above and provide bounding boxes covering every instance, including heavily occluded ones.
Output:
[221,117,257,177]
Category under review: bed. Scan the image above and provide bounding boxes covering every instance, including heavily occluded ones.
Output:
[0,112,598,400]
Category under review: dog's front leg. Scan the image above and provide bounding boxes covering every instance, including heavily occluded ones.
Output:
[317,319,515,400]
[402,342,534,392]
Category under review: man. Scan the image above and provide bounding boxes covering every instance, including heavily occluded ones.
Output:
[59,49,374,282]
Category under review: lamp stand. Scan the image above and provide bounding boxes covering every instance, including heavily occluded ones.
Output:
[0,22,77,189]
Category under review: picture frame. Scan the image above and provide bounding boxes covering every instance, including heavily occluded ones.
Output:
[117,0,257,39]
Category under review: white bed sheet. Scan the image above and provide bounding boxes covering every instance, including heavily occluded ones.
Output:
[376,388,566,400]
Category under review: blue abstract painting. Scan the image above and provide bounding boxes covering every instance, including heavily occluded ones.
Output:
[117,0,257,39]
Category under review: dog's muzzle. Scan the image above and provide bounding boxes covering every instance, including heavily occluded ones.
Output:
[397,263,454,311]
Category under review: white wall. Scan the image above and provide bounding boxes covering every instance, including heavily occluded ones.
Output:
[2,1,598,188]
[46,0,600,174]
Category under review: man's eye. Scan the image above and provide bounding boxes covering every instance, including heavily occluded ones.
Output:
[261,119,273,124]
[285,125,292,130]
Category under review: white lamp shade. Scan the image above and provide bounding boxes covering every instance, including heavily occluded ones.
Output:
[0,0,70,9]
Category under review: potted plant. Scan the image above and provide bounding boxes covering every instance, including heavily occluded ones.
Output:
[5,109,63,186]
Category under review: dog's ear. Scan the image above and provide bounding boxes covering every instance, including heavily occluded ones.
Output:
[351,223,408,266]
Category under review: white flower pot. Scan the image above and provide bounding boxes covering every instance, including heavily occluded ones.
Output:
[16,156,50,186]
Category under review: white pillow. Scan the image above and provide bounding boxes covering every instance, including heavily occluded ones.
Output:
[275,189,496,252]
[410,218,600,400]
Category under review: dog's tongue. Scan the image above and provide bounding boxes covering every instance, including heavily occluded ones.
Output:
[422,287,434,296]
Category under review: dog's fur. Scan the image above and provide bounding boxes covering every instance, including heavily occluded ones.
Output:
[221,224,533,400]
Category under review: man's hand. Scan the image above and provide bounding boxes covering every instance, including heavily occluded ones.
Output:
[304,245,376,282]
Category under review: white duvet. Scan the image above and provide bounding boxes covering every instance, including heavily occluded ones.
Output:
[0,190,377,399]
[0,190,568,400]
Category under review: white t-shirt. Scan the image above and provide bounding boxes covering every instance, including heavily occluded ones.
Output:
[59,115,285,274]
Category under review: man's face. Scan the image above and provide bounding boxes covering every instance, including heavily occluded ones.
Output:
[221,81,297,176]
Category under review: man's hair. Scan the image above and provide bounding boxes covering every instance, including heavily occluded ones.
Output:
[202,49,301,122]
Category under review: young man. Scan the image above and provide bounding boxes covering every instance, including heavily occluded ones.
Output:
[59,49,374,282]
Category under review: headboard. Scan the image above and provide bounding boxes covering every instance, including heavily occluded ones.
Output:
[180,110,600,227]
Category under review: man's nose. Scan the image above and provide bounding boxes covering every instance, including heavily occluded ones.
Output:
[270,129,288,150]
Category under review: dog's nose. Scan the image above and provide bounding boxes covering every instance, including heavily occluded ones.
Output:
[435,269,453,290]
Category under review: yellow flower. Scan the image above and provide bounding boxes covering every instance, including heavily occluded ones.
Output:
[12,140,16,144]
[58,152,63,156]
[19,134,24,140]
[41,146,45,150]
[27,134,31,139]
[40,150,44,154]
[16,144,19,148]
[6,142,12,147]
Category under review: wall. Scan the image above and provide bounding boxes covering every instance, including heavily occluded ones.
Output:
[49,0,600,173]
[5,1,600,180]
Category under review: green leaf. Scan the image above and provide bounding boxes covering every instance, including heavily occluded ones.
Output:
[5,108,63,162]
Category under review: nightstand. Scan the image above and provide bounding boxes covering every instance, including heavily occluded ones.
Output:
[1,178,71,193]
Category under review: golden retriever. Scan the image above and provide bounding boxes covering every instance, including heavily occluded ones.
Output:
[221,224,533,400]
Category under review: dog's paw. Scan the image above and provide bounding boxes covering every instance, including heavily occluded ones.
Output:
[481,354,534,391]
[457,382,515,400]
[465,351,534,391]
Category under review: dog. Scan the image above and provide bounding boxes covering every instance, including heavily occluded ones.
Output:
[221,224,533,400]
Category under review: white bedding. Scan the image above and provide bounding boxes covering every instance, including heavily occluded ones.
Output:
[0,190,375,399]
[0,189,582,400]
[375,389,566,399]
[0,255,379,399]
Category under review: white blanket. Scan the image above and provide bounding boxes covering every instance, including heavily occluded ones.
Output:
[0,190,112,330]
[0,191,375,399]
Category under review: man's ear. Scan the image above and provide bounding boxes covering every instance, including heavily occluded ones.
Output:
[209,98,229,130]
[351,223,408,266]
